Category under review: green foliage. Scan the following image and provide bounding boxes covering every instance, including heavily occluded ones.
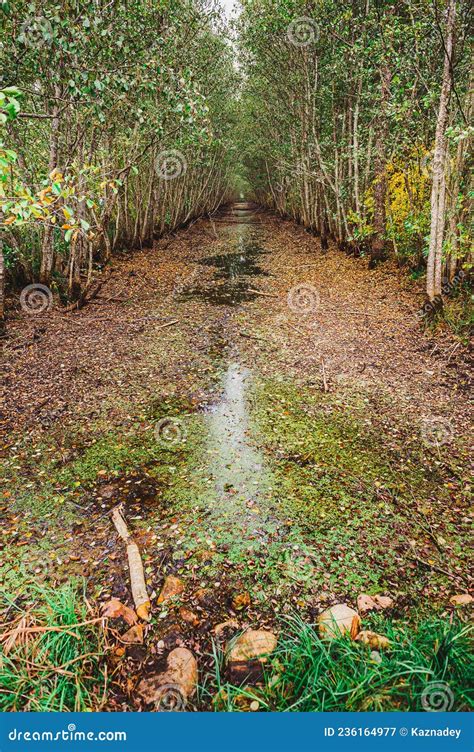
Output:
[236,0,472,278]
[1,0,237,293]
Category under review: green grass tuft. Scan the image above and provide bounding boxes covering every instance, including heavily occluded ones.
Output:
[0,582,108,712]
[206,615,473,712]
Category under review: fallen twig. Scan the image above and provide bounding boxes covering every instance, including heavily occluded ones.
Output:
[62,276,110,313]
[247,288,279,298]
[0,618,104,644]
[287,323,306,336]
[446,341,461,363]
[156,319,179,330]
[409,554,468,585]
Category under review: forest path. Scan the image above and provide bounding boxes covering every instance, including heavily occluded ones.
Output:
[1,205,471,709]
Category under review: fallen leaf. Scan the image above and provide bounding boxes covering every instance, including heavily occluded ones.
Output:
[449,594,473,606]
[357,593,393,614]
[357,593,378,615]
[102,598,137,626]
[232,591,251,611]
[213,619,239,636]
[374,595,394,610]
[179,607,200,626]
[136,602,151,621]
[121,624,144,644]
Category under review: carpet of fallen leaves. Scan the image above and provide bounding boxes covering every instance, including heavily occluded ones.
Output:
[1,206,472,710]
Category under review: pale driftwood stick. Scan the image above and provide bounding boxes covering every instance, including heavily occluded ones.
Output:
[127,542,149,617]
[111,505,151,620]
[111,505,130,541]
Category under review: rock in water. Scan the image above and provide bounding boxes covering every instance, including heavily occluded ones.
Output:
[226,629,277,684]
[318,604,361,639]
[227,630,277,662]
[137,647,197,711]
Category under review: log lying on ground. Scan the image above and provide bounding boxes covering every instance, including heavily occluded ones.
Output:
[111,505,151,621]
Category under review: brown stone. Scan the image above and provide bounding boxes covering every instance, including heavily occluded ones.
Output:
[226,629,277,685]
[318,604,361,639]
[157,575,185,604]
[137,647,197,711]
[179,607,200,626]
[355,630,391,650]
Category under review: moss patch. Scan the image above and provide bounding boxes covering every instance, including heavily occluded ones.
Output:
[249,378,471,611]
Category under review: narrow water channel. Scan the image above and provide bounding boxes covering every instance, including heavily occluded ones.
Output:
[180,203,268,306]
[183,204,278,542]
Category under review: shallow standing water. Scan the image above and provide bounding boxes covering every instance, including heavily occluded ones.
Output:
[181,204,278,541]
[180,204,268,306]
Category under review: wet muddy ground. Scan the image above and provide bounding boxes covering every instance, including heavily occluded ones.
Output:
[1,204,472,709]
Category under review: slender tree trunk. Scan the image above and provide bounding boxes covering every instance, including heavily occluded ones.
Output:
[426,0,456,301]
[40,84,61,285]
[0,239,5,328]
[447,68,472,280]
[370,63,391,265]
[353,77,362,215]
